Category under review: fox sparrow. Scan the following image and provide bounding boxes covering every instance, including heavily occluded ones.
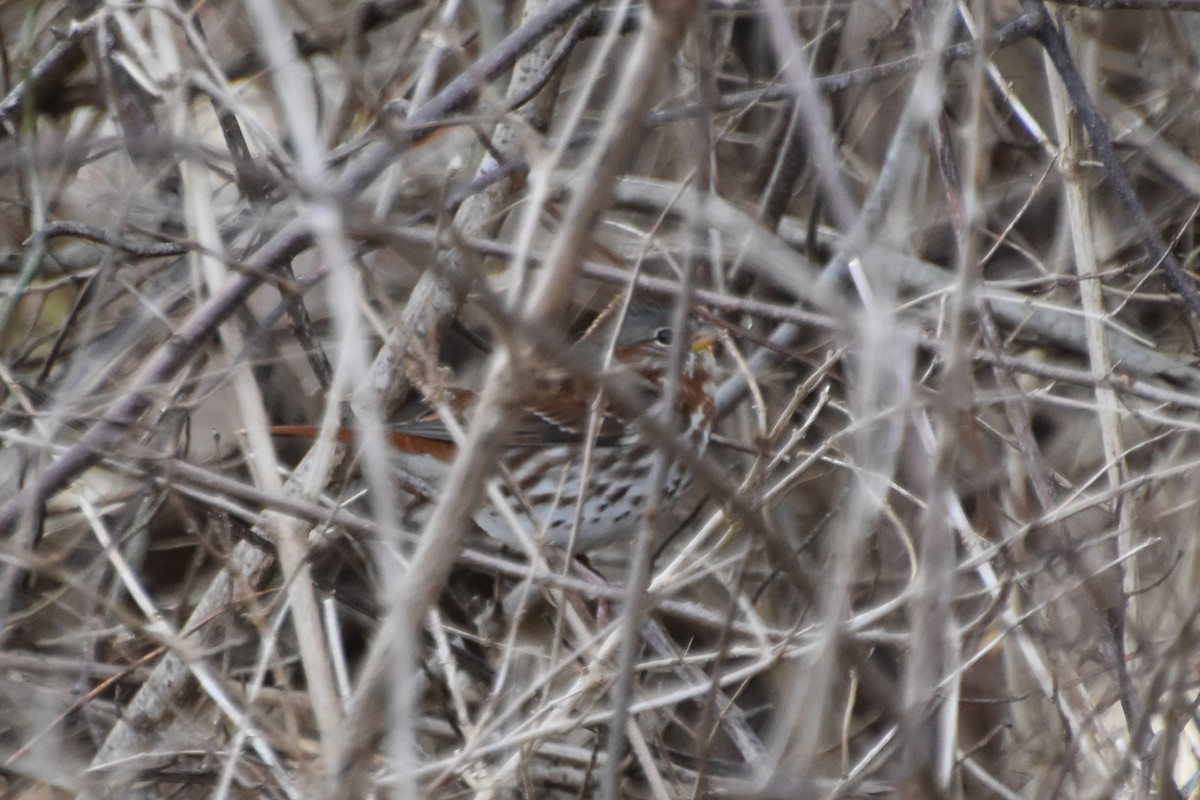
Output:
[272,301,717,551]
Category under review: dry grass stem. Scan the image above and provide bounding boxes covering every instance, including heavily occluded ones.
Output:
[8,1,1200,797]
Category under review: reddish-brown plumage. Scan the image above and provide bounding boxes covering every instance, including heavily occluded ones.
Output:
[270,302,717,550]
[268,424,458,461]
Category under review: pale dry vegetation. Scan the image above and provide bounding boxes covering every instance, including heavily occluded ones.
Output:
[4,0,1200,798]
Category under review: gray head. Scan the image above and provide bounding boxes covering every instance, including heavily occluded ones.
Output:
[575,300,716,376]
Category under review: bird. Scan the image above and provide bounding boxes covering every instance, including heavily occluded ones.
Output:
[270,300,718,552]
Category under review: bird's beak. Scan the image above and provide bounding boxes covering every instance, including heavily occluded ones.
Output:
[691,331,718,353]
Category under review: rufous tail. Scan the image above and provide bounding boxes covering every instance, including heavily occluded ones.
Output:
[269,425,455,461]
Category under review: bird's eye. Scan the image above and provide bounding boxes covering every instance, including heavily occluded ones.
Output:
[654,327,673,346]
